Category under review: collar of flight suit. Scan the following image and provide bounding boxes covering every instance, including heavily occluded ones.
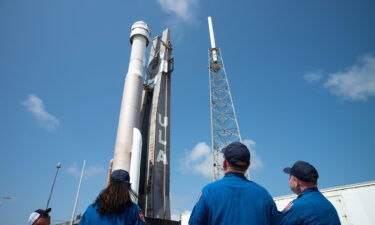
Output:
[224,172,247,180]
[298,187,319,198]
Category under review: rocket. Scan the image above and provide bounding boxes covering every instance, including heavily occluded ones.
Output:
[112,21,150,189]
[111,21,173,220]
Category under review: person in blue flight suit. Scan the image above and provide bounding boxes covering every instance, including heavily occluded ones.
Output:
[78,169,145,225]
[280,160,341,225]
[189,142,280,225]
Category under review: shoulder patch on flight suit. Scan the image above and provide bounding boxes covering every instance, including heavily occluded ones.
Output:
[139,209,145,222]
[284,202,293,211]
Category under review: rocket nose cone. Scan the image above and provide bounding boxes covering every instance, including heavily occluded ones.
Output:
[130,21,151,45]
[132,21,151,31]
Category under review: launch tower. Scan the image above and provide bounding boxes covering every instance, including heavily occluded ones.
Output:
[207,17,242,181]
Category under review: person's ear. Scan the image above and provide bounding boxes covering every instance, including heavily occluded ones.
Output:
[223,159,228,169]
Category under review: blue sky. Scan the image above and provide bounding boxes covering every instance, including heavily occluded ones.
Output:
[1,0,375,224]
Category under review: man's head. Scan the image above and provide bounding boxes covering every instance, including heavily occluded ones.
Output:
[28,208,51,225]
[222,142,250,173]
[283,160,319,195]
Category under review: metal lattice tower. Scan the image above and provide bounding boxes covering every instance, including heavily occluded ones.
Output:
[208,17,242,181]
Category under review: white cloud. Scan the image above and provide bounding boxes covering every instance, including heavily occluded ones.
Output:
[171,212,180,221]
[157,0,198,23]
[242,139,263,169]
[303,70,323,83]
[180,142,212,178]
[323,55,375,101]
[180,140,263,178]
[66,163,104,179]
[22,95,59,131]
[170,194,193,221]
[304,55,375,101]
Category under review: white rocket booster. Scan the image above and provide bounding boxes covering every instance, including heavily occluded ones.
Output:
[130,127,142,198]
[112,21,151,173]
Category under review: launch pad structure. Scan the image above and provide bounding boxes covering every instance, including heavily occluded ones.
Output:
[111,21,175,222]
[207,16,243,181]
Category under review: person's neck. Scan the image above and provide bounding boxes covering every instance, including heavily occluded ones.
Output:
[298,185,317,194]
[224,167,246,175]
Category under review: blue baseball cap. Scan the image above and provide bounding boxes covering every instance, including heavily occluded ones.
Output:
[283,160,319,182]
[110,169,130,183]
[222,142,250,169]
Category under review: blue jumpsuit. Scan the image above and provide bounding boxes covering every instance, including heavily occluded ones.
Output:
[189,173,280,225]
[280,187,341,225]
[78,203,145,225]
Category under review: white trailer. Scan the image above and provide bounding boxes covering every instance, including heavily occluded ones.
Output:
[274,181,375,225]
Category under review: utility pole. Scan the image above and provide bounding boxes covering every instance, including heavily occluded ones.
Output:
[70,160,85,225]
[46,162,62,209]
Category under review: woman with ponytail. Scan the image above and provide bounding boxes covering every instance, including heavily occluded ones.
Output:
[78,170,145,225]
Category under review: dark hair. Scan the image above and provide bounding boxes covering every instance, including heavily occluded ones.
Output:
[35,208,51,218]
[307,176,318,185]
[228,161,249,171]
[94,181,137,215]
[297,176,318,187]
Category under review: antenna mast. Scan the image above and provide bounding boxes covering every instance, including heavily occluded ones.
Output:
[207,16,242,181]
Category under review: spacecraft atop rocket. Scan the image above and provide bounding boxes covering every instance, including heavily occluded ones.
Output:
[111,21,173,220]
